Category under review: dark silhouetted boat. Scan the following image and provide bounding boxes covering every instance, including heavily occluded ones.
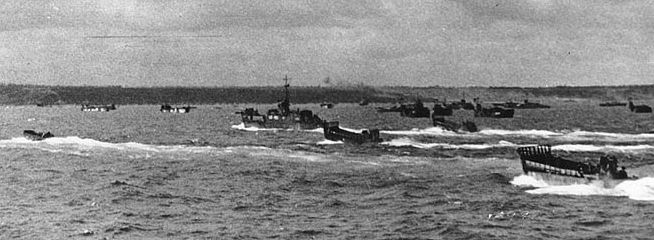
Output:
[322,121,382,144]
[23,130,54,141]
[448,99,475,110]
[359,99,369,106]
[236,76,322,130]
[399,98,431,118]
[432,117,478,133]
[516,145,636,186]
[320,102,335,109]
[473,98,514,118]
[432,102,453,116]
[493,99,550,109]
[628,99,652,113]
[81,104,116,112]
[160,104,195,113]
[599,101,627,107]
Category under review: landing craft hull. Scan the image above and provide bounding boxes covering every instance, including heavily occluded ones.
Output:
[323,121,382,144]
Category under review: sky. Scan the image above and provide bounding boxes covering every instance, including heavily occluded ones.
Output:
[1,0,653,87]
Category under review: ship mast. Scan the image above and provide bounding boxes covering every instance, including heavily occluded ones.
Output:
[278,75,291,115]
[283,75,290,103]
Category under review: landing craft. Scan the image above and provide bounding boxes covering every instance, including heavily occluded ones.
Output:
[516,145,636,187]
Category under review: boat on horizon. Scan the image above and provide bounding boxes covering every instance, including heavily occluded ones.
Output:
[516,145,636,187]
[473,98,514,118]
[320,102,335,109]
[161,104,195,113]
[23,130,54,141]
[235,76,322,130]
[599,101,627,107]
[81,104,116,112]
[399,98,431,118]
[322,121,382,144]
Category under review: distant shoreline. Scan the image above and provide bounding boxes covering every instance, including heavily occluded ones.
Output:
[2,84,653,105]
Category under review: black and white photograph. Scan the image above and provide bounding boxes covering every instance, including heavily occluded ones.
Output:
[1,1,654,239]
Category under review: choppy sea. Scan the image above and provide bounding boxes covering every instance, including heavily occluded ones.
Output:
[1,101,654,239]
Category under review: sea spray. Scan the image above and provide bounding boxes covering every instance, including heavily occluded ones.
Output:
[511,175,654,201]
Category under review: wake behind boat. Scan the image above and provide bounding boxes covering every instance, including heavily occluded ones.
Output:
[23,130,54,141]
[516,145,636,186]
[432,117,478,133]
[322,121,382,144]
[236,76,322,130]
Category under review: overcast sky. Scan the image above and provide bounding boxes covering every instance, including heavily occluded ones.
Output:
[1,0,653,87]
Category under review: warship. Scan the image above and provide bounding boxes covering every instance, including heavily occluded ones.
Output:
[236,76,322,130]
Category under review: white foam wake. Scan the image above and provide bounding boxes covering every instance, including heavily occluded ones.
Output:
[380,138,654,153]
[381,138,516,149]
[231,123,323,132]
[382,126,654,142]
[511,175,654,201]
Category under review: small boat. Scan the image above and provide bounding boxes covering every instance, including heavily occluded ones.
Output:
[359,99,369,106]
[160,104,195,113]
[432,103,453,116]
[323,121,382,144]
[628,99,652,113]
[81,104,116,112]
[473,98,514,118]
[599,101,627,107]
[516,145,636,186]
[23,130,54,141]
[320,102,335,109]
[235,76,323,130]
[399,98,431,118]
[432,117,478,133]
[448,99,475,110]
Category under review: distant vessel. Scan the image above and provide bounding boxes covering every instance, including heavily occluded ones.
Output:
[23,130,54,141]
[161,104,195,113]
[322,121,382,144]
[473,98,514,118]
[359,99,369,106]
[81,104,116,112]
[448,99,475,110]
[399,98,431,118]
[628,99,652,113]
[432,117,478,133]
[320,102,335,109]
[599,101,627,107]
[492,99,550,109]
[432,102,453,116]
[516,145,636,186]
[236,76,322,130]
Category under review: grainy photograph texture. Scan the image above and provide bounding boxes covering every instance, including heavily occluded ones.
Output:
[1,1,654,239]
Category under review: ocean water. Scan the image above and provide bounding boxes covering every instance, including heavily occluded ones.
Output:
[1,102,654,239]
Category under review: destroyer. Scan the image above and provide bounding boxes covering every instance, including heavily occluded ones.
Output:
[236,76,322,130]
[516,145,636,186]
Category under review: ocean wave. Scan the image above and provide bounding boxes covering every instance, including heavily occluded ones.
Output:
[382,126,654,142]
[381,127,462,136]
[381,138,516,149]
[511,175,654,201]
[381,138,654,153]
